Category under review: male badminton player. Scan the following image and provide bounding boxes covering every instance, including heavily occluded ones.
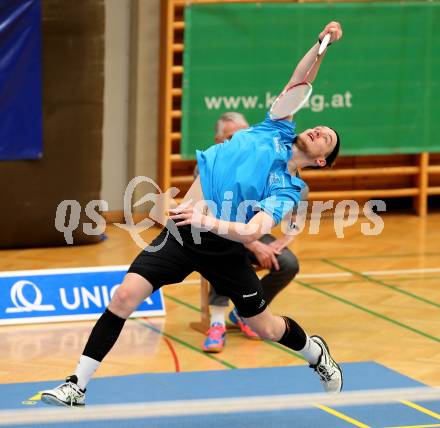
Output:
[41,21,343,406]
[198,112,306,353]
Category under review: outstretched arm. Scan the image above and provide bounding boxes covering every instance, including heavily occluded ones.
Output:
[282,21,343,92]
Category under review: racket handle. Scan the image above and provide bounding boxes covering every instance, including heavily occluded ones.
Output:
[318,33,331,56]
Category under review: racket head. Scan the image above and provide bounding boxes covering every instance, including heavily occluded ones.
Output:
[269,82,312,120]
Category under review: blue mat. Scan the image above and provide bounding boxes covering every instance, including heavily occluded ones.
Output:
[0,362,424,409]
[2,362,439,428]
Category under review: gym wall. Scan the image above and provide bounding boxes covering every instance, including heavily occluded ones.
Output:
[0,0,104,248]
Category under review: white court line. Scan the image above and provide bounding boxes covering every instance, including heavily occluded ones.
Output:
[297,267,440,280]
[1,387,439,425]
[172,267,440,285]
[297,272,352,279]
[363,267,440,276]
[0,265,130,278]
[1,267,439,282]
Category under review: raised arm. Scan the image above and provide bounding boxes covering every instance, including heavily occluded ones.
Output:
[283,21,343,93]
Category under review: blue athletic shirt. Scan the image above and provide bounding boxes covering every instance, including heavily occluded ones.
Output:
[196,113,307,225]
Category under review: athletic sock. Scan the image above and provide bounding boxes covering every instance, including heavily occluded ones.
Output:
[74,355,100,390]
[277,316,322,364]
[209,305,226,326]
[298,336,322,365]
[75,308,126,389]
[275,316,312,360]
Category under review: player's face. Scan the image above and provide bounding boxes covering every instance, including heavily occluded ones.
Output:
[215,121,248,144]
[296,126,337,166]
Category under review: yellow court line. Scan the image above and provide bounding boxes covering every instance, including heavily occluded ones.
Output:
[314,403,370,428]
[21,391,42,406]
[385,424,440,428]
[27,392,42,401]
[401,401,440,420]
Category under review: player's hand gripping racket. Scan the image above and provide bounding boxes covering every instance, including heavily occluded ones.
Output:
[269,33,331,120]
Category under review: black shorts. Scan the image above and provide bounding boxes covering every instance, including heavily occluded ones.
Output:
[128,221,267,318]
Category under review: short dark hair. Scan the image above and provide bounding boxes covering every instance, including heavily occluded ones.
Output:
[298,128,341,170]
[324,128,340,168]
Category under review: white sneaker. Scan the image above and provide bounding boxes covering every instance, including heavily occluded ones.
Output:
[309,336,343,394]
[41,375,86,407]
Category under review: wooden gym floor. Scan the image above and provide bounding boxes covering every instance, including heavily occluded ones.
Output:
[0,213,439,388]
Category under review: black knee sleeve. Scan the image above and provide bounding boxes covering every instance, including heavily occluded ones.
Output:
[277,316,307,351]
[83,308,126,362]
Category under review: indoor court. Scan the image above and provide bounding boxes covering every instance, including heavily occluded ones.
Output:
[0,0,439,427]
[1,217,439,427]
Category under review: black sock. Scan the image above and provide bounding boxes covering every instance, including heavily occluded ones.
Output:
[277,316,307,351]
[82,308,126,362]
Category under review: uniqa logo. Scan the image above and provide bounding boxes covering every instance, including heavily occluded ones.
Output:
[5,280,56,313]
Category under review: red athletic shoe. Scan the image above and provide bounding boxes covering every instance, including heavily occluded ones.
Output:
[202,323,226,353]
[229,308,259,340]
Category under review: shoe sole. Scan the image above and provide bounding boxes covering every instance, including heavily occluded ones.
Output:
[41,393,85,407]
[202,347,223,353]
[311,335,344,393]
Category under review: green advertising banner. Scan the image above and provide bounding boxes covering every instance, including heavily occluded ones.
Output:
[181,2,440,159]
